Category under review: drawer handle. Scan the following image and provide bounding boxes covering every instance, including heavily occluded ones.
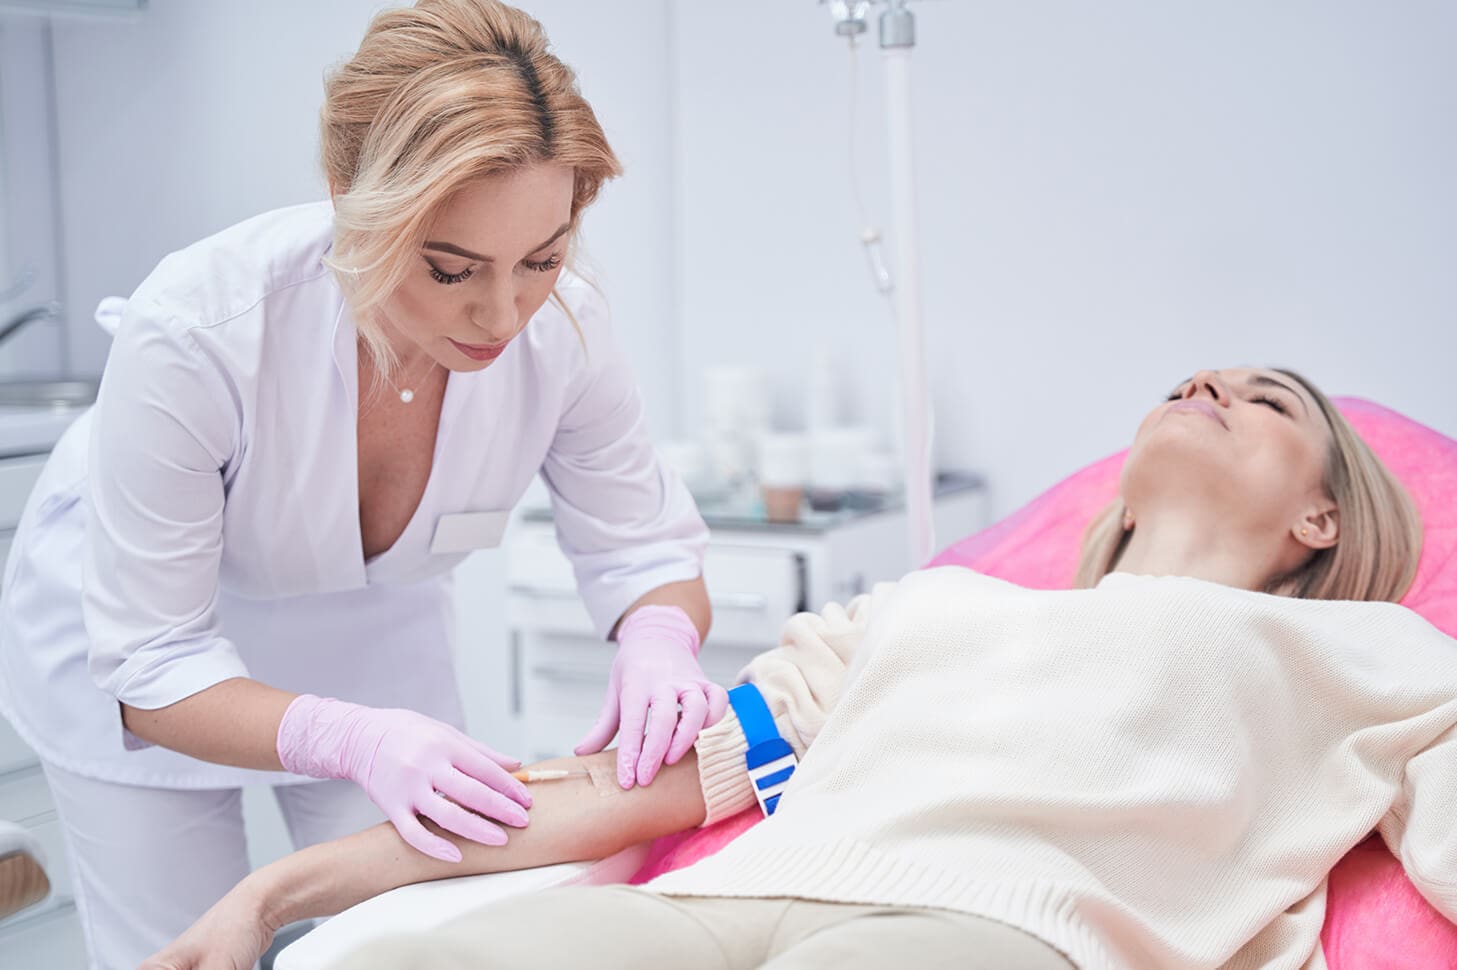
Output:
[507,585,580,601]
[709,593,769,613]
[509,586,769,614]
[528,666,608,687]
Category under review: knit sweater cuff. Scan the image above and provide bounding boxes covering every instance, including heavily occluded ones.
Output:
[694,707,757,826]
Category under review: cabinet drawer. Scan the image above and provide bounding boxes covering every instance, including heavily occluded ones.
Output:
[507,529,802,647]
[0,715,38,776]
[22,816,71,906]
[0,455,47,532]
[0,898,84,965]
[700,545,803,647]
[519,631,765,760]
[0,767,74,914]
[0,529,14,580]
[522,634,762,697]
[0,765,54,824]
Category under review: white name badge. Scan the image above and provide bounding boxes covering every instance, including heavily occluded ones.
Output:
[429,510,512,554]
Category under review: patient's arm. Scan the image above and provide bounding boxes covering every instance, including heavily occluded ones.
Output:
[1377,722,1457,921]
[140,748,705,970]
[268,748,705,921]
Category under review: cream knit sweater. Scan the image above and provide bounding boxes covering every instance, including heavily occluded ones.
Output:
[647,568,1457,969]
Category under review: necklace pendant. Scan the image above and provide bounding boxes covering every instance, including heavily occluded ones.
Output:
[399,388,415,404]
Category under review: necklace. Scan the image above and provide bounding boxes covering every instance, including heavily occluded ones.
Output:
[382,355,438,404]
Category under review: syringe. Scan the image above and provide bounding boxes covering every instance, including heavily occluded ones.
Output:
[511,768,590,783]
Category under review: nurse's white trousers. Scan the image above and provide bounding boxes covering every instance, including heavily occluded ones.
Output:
[42,762,383,970]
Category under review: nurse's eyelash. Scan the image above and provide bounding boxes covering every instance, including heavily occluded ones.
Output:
[1251,394,1288,415]
[426,261,474,285]
[523,253,562,274]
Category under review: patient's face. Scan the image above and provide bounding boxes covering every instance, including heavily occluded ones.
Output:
[1122,368,1331,538]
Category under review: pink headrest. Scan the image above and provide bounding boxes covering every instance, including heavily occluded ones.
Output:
[928,397,1457,637]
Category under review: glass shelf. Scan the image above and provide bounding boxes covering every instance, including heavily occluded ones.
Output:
[524,470,986,536]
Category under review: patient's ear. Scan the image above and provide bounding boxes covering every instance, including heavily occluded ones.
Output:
[1295,504,1339,550]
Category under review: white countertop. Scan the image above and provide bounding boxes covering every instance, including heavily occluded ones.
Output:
[0,404,86,459]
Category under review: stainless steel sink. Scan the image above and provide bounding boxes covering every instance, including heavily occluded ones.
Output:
[0,379,99,409]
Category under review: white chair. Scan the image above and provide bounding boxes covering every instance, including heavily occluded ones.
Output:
[0,818,50,920]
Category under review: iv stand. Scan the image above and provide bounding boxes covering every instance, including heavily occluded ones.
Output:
[826,0,934,567]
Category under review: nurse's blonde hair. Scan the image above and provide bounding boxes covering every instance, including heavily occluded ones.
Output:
[1075,369,1423,603]
[319,0,620,375]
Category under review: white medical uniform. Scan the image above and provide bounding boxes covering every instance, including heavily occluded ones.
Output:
[0,202,707,968]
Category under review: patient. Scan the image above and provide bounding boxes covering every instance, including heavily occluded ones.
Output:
[143,367,1457,970]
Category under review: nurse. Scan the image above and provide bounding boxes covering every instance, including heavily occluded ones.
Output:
[0,1,725,966]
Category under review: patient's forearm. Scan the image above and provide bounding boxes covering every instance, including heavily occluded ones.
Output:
[252,748,706,930]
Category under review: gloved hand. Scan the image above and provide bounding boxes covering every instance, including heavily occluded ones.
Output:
[277,695,531,862]
[574,605,729,789]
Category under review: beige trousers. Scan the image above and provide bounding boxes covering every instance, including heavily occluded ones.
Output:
[332,885,1078,970]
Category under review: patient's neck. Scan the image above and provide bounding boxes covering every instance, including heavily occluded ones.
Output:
[1114,513,1276,592]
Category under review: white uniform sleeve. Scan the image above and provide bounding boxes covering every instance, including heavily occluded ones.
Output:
[539,287,708,640]
[83,297,249,723]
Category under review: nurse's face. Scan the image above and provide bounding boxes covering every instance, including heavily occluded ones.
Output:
[378,163,575,371]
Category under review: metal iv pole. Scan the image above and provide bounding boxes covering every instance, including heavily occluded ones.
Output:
[824,0,934,567]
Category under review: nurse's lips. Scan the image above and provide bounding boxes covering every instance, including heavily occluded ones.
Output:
[1168,399,1228,428]
[449,338,508,362]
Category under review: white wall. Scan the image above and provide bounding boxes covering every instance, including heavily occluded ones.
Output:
[35,0,1456,521]
[47,0,678,425]
[671,0,1457,518]
[0,17,68,374]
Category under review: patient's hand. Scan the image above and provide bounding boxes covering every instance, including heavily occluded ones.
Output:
[137,874,276,970]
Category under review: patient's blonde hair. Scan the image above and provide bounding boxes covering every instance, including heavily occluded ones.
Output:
[1075,369,1423,603]
[320,0,620,374]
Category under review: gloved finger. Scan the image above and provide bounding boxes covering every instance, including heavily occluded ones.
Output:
[666,688,709,766]
[452,745,533,809]
[437,769,530,829]
[704,682,730,727]
[422,792,510,848]
[574,687,621,757]
[465,735,522,771]
[389,810,462,863]
[635,685,681,787]
[616,688,650,789]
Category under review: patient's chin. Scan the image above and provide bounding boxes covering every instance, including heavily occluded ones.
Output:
[1123,442,1240,508]
[1130,421,1227,470]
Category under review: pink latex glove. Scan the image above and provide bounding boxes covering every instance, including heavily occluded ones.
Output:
[574,605,729,789]
[277,695,532,862]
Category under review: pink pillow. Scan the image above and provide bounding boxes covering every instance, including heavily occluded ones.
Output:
[631,398,1457,968]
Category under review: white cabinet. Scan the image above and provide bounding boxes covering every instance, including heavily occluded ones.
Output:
[0,452,88,966]
[505,478,987,762]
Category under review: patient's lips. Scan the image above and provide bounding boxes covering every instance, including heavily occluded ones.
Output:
[1168,399,1228,429]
